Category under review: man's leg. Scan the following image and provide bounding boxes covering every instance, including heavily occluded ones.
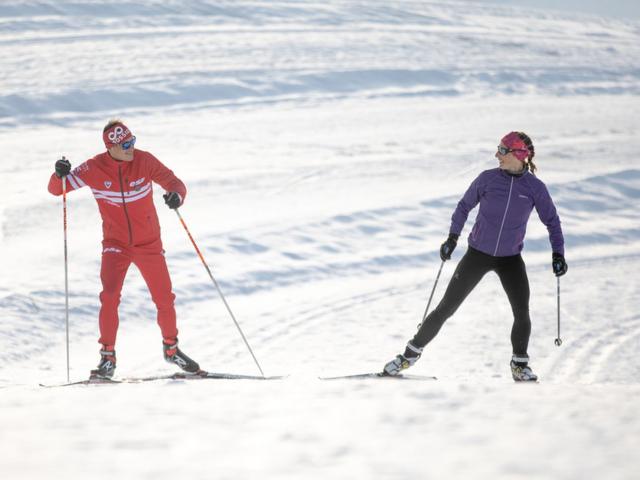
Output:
[134,249,178,343]
[98,246,131,347]
[135,248,201,372]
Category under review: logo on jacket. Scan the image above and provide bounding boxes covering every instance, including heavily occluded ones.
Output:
[75,163,89,174]
[104,181,112,189]
[129,177,145,190]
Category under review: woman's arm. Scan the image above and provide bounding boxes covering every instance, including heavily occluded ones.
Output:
[449,172,487,235]
[533,182,564,256]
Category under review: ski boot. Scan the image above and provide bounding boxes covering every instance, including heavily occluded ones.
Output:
[383,341,423,376]
[163,339,201,373]
[510,354,538,382]
[90,345,116,379]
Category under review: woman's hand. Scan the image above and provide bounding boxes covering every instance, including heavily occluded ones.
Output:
[552,253,567,276]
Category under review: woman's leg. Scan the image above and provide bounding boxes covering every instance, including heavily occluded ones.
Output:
[412,248,493,348]
[496,254,531,356]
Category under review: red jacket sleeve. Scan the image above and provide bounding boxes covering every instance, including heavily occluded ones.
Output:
[47,162,90,196]
[147,153,187,203]
[48,173,63,195]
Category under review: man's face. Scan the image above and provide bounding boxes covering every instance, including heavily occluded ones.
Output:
[108,137,135,161]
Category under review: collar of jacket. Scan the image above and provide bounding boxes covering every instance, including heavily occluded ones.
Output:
[500,167,528,179]
[98,151,135,170]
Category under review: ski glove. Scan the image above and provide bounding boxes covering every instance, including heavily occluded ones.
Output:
[163,191,182,209]
[440,233,459,261]
[552,253,567,277]
[55,157,71,178]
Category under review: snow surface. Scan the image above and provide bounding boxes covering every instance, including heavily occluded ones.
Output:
[1,1,639,479]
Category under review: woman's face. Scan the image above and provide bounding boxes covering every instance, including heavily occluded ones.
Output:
[495,144,525,172]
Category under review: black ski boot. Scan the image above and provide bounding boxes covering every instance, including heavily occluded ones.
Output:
[383,341,423,376]
[510,354,538,382]
[90,345,116,379]
[163,339,201,373]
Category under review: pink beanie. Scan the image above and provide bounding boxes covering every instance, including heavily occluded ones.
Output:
[501,132,530,162]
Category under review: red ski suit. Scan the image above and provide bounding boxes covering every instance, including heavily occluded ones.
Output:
[48,150,186,346]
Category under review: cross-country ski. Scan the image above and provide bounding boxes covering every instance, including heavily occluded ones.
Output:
[40,371,287,388]
[319,373,437,381]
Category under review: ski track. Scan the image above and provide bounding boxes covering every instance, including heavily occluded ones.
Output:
[541,256,640,384]
[1,1,640,479]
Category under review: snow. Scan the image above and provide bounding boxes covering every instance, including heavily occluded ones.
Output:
[1,1,640,479]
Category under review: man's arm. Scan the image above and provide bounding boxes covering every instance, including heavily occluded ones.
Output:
[48,159,89,196]
[147,154,187,206]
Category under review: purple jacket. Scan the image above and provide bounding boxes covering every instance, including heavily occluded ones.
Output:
[450,168,564,257]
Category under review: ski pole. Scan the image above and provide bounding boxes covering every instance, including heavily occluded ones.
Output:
[61,166,71,382]
[174,208,265,377]
[554,276,562,346]
[417,260,445,329]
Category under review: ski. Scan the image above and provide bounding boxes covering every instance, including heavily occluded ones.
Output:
[319,372,437,381]
[40,377,122,388]
[40,371,286,387]
[123,371,287,382]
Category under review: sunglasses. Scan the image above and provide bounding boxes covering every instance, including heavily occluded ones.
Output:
[121,136,136,150]
[497,145,526,155]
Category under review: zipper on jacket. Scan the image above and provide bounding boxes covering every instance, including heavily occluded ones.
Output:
[118,164,134,245]
[493,176,514,256]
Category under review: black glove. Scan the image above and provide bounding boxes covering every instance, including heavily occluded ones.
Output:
[163,191,182,209]
[440,233,459,261]
[55,157,71,178]
[552,253,567,277]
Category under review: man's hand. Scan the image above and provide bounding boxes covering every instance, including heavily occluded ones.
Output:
[163,191,182,209]
[55,157,71,178]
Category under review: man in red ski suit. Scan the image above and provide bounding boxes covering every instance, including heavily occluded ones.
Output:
[48,120,200,379]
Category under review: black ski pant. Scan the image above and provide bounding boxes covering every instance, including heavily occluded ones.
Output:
[412,247,531,356]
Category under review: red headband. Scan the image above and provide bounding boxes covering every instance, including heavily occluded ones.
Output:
[103,122,133,149]
[501,132,530,162]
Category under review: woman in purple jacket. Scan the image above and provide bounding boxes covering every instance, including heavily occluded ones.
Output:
[383,132,567,381]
